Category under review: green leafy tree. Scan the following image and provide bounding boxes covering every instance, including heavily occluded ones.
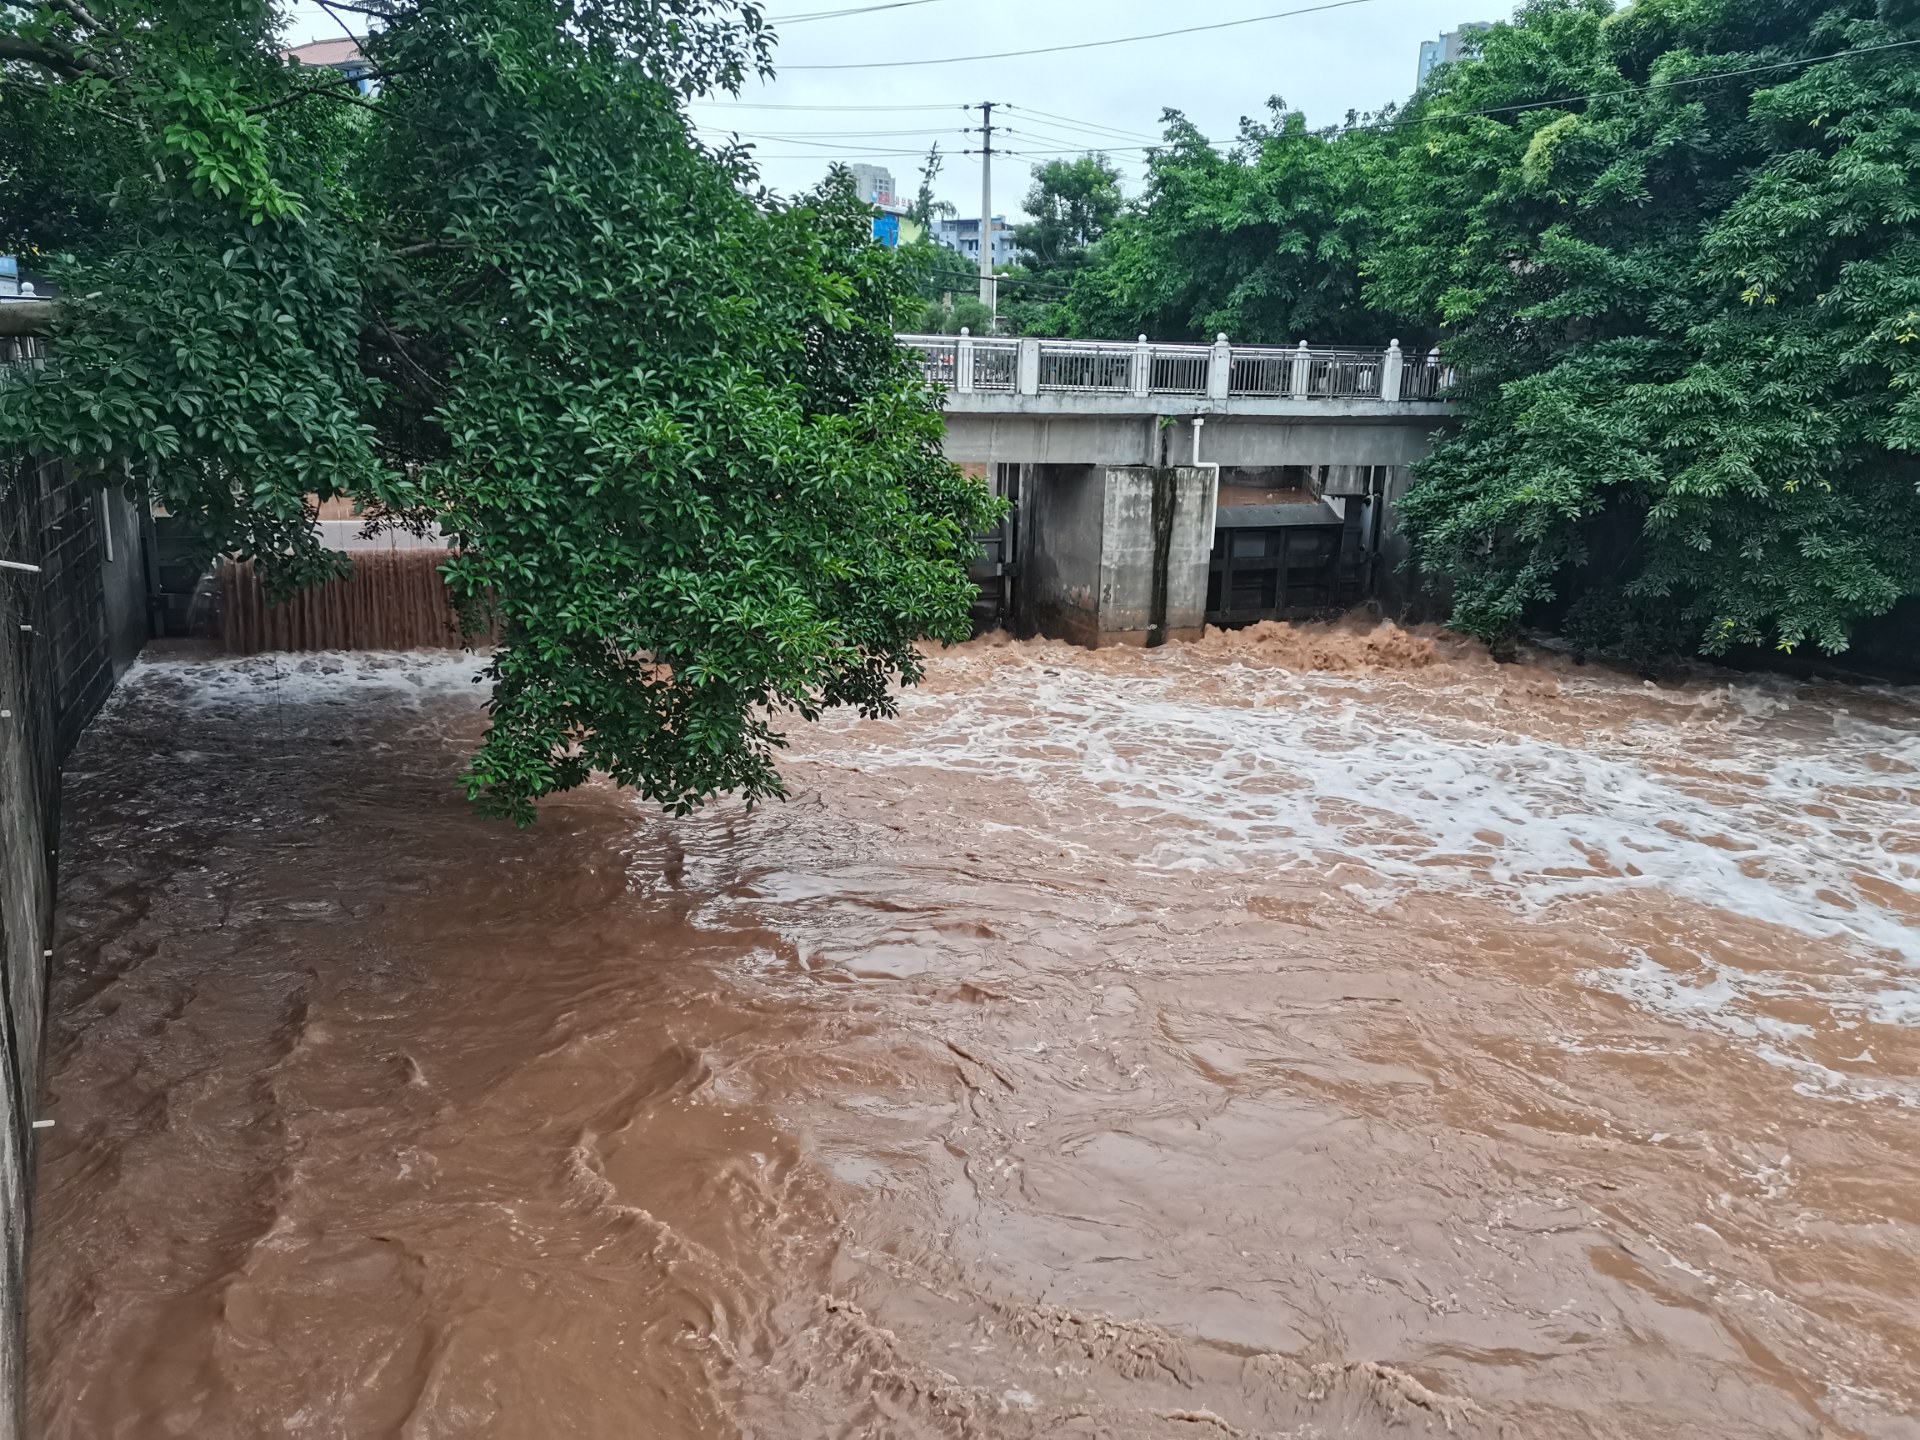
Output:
[1063,106,1383,345]
[0,0,388,592]
[1371,0,1920,656]
[907,141,956,227]
[0,0,998,821]
[998,154,1121,336]
[1011,154,1122,272]
[898,230,980,330]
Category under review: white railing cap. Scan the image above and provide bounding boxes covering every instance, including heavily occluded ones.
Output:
[898,331,1416,349]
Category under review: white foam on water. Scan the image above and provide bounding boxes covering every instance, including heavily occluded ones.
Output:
[124,650,492,712]
[815,658,1920,1088]
[827,664,1919,955]
[121,647,1920,1093]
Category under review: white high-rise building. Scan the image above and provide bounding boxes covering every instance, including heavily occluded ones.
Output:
[1416,23,1493,89]
[844,164,897,207]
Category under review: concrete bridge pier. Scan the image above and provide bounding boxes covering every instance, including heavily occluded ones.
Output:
[1016,464,1217,649]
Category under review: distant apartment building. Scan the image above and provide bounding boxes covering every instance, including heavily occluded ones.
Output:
[831,163,920,247]
[931,215,1017,269]
[1416,23,1493,88]
[285,37,378,95]
[845,164,897,207]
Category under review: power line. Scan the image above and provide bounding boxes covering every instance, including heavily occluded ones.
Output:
[710,32,1920,205]
[965,36,1920,161]
[716,147,938,158]
[781,0,1383,70]
[1000,123,1145,152]
[700,126,968,139]
[767,0,956,22]
[697,131,955,154]
[1001,125,1143,156]
[689,100,972,112]
[1247,34,1920,145]
[707,30,1920,135]
[1004,105,1159,143]
[1421,34,1920,124]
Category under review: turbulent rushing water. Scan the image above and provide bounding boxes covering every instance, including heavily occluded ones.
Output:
[27,628,1920,1438]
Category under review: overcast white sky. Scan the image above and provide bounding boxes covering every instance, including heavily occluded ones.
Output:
[283,1,1515,219]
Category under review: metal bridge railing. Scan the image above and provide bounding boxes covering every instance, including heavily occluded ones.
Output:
[971,338,1020,392]
[1037,340,1135,393]
[898,332,1449,404]
[1146,344,1212,396]
[1400,352,1457,401]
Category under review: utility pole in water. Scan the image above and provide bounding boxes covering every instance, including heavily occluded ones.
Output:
[976,100,996,316]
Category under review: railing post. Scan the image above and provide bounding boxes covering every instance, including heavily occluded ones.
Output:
[1207,332,1232,401]
[1018,337,1040,396]
[1290,340,1311,398]
[1381,338,1404,402]
[1132,334,1151,397]
[957,327,976,393]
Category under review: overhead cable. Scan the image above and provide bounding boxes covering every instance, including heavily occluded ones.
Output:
[701,126,969,139]
[780,0,1384,70]
[965,36,1920,159]
[709,36,1920,176]
[689,100,973,111]
[767,0,956,22]
[1004,105,1159,143]
[1417,35,1920,124]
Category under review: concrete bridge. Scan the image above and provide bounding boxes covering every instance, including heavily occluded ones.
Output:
[902,333,1456,647]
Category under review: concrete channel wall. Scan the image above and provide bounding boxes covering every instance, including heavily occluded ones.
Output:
[0,455,144,1439]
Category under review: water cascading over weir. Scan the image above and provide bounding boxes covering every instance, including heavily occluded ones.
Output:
[217,506,472,654]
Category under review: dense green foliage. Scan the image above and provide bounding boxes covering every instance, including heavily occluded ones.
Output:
[0,0,997,821]
[1376,0,1920,657]
[902,235,986,333]
[1062,108,1381,347]
[998,155,1121,335]
[1055,0,1920,657]
[1011,155,1123,272]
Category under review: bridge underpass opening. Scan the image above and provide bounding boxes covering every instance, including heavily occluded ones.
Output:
[979,460,1402,646]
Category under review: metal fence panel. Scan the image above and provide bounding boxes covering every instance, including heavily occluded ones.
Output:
[1148,347,1211,396]
[973,341,1019,392]
[1228,350,1294,398]
[1037,342,1134,393]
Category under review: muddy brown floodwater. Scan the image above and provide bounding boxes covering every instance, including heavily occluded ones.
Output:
[25,626,1920,1439]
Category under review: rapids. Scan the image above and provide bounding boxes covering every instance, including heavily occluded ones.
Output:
[26,628,1920,1438]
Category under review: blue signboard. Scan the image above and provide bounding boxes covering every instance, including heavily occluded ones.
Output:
[872,213,901,248]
